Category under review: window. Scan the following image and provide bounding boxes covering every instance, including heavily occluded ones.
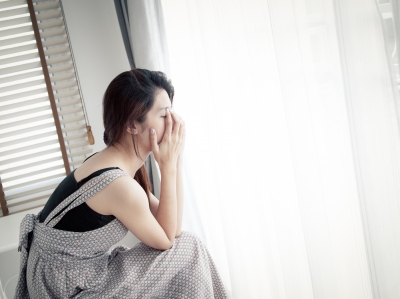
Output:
[0,0,94,216]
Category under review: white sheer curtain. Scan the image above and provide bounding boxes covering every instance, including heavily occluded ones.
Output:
[161,0,400,298]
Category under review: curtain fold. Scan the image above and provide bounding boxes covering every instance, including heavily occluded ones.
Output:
[113,0,135,69]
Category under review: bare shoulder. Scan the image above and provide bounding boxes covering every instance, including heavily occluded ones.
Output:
[101,174,159,218]
[74,151,122,182]
[103,175,146,205]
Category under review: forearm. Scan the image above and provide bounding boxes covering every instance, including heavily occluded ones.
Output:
[156,165,177,244]
[176,155,184,237]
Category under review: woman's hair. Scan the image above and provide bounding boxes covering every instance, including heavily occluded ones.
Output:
[102,68,174,198]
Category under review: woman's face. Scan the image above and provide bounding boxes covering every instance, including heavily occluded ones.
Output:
[133,89,173,151]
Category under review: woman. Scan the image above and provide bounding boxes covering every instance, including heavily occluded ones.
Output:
[15,69,228,298]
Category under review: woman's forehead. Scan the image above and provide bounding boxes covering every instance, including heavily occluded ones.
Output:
[154,91,172,110]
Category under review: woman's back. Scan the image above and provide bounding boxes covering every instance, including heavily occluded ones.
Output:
[39,152,121,232]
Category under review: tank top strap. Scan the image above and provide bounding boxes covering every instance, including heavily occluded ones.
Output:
[44,169,129,228]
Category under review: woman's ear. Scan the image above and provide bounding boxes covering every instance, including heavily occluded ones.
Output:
[126,121,139,135]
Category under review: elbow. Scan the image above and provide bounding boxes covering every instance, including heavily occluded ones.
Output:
[159,239,174,251]
[162,241,173,251]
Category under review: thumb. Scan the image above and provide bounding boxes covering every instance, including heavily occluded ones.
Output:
[149,128,158,152]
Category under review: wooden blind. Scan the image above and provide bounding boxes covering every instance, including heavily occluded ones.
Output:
[0,0,94,216]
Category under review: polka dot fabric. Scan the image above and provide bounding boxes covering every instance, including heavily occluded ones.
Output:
[14,169,228,298]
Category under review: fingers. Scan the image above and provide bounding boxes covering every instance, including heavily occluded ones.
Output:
[170,110,184,137]
[149,127,158,153]
[170,111,185,155]
[170,110,181,138]
[165,108,173,138]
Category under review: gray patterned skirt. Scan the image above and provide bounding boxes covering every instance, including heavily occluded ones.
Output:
[14,169,228,298]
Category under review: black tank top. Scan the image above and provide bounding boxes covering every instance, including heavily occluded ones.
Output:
[39,153,120,232]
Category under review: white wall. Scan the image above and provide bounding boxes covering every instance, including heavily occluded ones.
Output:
[63,0,130,153]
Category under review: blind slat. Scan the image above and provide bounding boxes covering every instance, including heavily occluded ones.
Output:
[69,148,92,157]
[6,182,59,201]
[0,15,31,29]
[0,147,60,166]
[61,123,86,133]
[0,130,56,149]
[46,53,71,65]
[0,7,29,19]
[35,9,61,21]
[0,42,37,57]
[59,114,85,124]
[0,68,42,86]
[52,79,76,91]
[0,0,27,10]
[0,33,35,48]
[0,51,39,68]
[1,155,61,175]
[41,35,67,47]
[0,138,59,158]
[53,88,79,100]
[7,198,47,215]
[0,98,49,117]
[0,111,52,131]
[1,102,50,121]
[0,53,39,74]
[0,125,56,144]
[63,132,86,141]
[0,77,45,94]
[2,164,63,184]
[3,172,65,193]
[37,18,63,30]
[0,120,54,139]
[33,0,58,3]
[50,71,75,82]
[0,60,42,76]
[0,24,33,39]
[40,27,66,39]
[0,88,47,107]
[47,61,73,74]
[56,97,80,107]
[34,0,60,12]
[66,140,89,150]
[44,45,69,57]
[57,106,83,117]
[0,108,51,128]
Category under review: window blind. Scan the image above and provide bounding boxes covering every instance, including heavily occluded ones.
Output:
[0,0,94,217]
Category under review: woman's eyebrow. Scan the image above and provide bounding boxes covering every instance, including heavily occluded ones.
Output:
[159,106,173,111]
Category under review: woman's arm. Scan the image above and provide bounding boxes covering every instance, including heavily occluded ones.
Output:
[175,155,184,237]
[108,176,174,250]
[149,156,183,238]
[156,165,177,245]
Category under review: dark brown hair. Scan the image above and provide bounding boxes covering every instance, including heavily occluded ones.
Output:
[102,68,174,198]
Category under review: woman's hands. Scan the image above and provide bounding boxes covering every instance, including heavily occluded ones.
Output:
[150,109,185,169]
